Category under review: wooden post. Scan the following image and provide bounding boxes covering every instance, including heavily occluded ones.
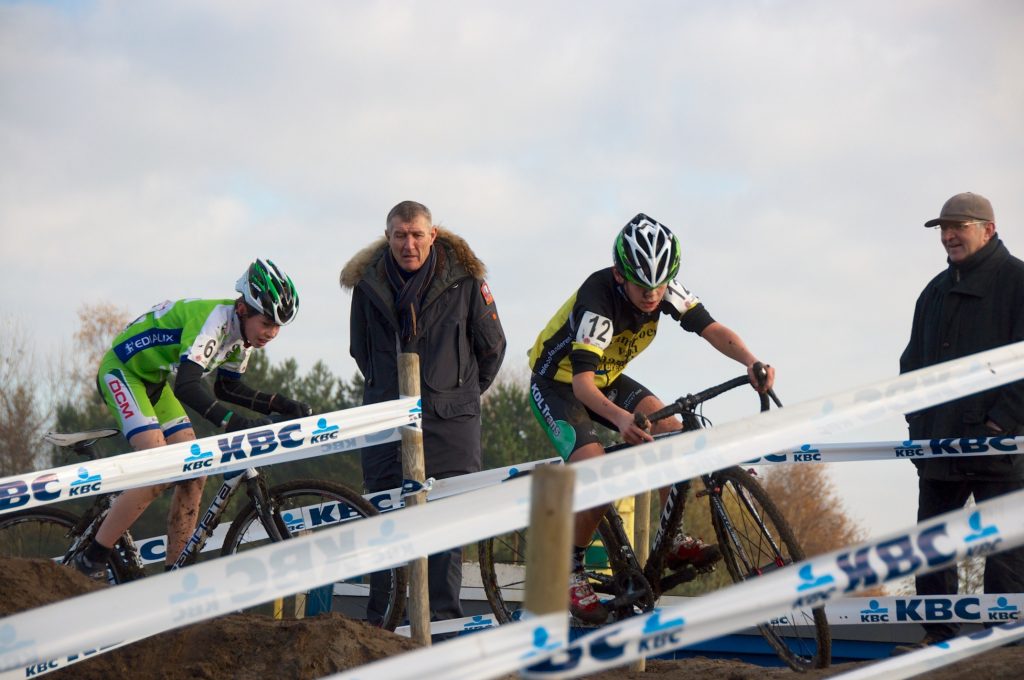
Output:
[631,489,652,673]
[399,352,430,646]
[524,465,575,618]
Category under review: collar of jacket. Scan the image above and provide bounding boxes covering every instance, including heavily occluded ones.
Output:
[946,235,1008,292]
[339,227,489,311]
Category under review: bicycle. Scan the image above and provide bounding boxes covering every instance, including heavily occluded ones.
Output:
[0,426,408,631]
[477,369,831,671]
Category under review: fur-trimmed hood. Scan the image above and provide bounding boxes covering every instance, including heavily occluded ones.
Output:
[339,227,487,290]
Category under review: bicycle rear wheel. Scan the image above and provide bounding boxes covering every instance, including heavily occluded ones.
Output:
[709,466,831,670]
[478,527,528,623]
[0,507,132,584]
[478,512,650,625]
[0,507,80,561]
[221,479,407,631]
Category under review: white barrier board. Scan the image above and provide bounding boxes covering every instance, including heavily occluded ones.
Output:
[332,612,568,680]
[749,435,1024,465]
[521,490,1024,678]
[0,398,420,514]
[831,618,1024,680]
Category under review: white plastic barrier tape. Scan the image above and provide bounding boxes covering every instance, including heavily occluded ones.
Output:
[2,342,1024,673]
[831,618,1024,680]
[393,614,501,638]
[824,594,1023,626]
[520,489,1024,678]
[363,457,564,514]
[392,592,1024,637]
[125,457,561,566]
[0,397,420,514]
[331,613,568,680]
[747,436,1024,466]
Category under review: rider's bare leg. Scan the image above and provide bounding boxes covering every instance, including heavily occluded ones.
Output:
[94,429,171,548]
[164,429,204,565]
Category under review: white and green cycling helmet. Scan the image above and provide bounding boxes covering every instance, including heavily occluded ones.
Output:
[235,258,299,325]
[613,213,681,289]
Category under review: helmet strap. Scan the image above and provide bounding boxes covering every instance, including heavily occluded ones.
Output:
[235,299,254,346]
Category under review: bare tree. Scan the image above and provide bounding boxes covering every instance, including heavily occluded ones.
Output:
[67,302,131,404]
[0,318,48,474]
[761,463,886,596]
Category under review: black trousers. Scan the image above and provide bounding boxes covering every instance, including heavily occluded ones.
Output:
[915,476,1024,639]
[362,429,478,628]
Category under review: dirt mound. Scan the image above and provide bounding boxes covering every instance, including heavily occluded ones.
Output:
[2,556,1021,679]
[0,557,420,679]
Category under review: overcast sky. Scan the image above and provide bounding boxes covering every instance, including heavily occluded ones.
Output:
[2,1,1023,542]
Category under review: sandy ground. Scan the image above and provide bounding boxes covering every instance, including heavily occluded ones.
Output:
[2,557,1021,679]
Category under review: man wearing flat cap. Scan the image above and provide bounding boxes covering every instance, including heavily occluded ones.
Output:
[899,192,1024,647]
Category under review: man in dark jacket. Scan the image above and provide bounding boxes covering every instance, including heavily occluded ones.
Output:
[341,200,507,628]
[899,192,1024,646]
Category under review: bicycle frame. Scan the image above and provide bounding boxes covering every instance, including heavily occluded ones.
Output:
[65,462,273,578]
[600,371,779,602]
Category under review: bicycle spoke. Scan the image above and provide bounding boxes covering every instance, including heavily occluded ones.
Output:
[221,480,406,630]
[711,467,830,670]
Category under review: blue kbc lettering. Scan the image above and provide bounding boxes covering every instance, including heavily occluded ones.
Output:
[928,437,1018,455]
[792,444,821,462]
[895,598,980,621]
[894,440,924,457]
[0,472,61,510]
[836,523,955,593]
[217,423,304,463]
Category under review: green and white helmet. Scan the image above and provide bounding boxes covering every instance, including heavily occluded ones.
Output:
[613,213,681,289]
[235,258,299,325]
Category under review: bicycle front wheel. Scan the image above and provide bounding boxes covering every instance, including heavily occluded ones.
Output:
[709,467,831,670]
[221,479,407,631]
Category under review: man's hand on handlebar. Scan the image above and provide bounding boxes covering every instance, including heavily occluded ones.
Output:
[616,411,653,445]
[748,361,775,394]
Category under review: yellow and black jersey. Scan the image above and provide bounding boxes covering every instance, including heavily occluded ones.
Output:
[528,268,714,387]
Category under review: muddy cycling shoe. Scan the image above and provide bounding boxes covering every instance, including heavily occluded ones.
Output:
[666,534,721,572]
[568,570,608,625]
[70,551,109,582]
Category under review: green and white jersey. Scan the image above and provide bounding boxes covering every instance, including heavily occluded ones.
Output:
[110,298,251,383]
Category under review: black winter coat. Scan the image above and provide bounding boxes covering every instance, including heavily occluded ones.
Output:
[899,237,1024,480]
[341,230,507,483]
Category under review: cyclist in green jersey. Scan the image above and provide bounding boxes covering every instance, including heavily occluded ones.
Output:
[528,214,776,623]
[71,259,311,579]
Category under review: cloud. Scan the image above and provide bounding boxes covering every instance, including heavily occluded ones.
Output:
[2,0,1022,541]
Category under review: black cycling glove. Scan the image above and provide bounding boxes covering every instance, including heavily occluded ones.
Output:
[225,414,274,433]
[270,394,313,420]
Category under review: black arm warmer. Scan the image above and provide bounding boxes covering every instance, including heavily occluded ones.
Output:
[174,359,232,426]
[214,373,276,415]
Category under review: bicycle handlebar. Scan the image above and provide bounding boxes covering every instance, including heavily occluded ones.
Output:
[641,362,782,425]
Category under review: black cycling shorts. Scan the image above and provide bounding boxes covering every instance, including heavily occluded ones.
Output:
[528,372,653,460]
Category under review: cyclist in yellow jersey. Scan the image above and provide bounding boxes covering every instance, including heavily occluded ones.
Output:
[528,213,776,623]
